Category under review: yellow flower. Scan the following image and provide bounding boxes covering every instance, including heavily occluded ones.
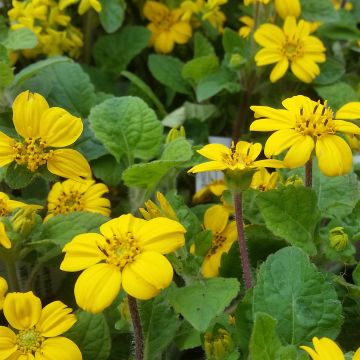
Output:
[181,0,227,31]
[250,96,360,176]
[250,167,279,191]
[0,192,29,216]
[60,214,186,313]
[188,141,284,174]
[0,291,81,359]
[300,337,360,360]
[144,1,192,53]
[59,0,102,15]
[238,16,254,38]
[45,179,110,220]
[139,192,178,221]
[204,328,234,360]
[333,0,353,11]
[0,222,11,249]
[244,0,270,5]
[274,0,301,19]
[0,91,91,181]
[254,17,326,83]
[199,205,237,277]
[193,179,227,203]
[0,277,8,310]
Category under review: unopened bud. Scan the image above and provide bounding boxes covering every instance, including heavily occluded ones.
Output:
[229,53,244,69]
[204,328,234,360]
[329,226,348,251]
[166,126,186,143]
[11,205,42,236]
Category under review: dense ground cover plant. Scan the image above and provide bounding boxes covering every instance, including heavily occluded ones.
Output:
[0,0,359,359]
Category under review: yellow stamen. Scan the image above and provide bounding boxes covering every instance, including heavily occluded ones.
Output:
[16,328,44,354]
[52,190,85,215]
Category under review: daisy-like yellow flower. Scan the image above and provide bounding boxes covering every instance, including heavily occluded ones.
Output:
[144,1,192,54]
[0,192,29,216]
[254,17,326,83]
[193,179,227,203]
[199,205,237,277]
[0,277,8,310]
[300,337,360,360]
[60,214,186,313]
[181,0,227,31]
[59,0,101,15]
[0,222,11,249]
[238,16,254,38]
[0,91,91,182]
[188,141,284,174]
[0,291,82,359]
[45,179,110,220]
[250,95,360,176]
[274,0,301,19]
[139,192,178,221]
[250,167,279,191]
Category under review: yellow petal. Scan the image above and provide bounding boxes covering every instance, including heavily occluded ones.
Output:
[316,135,352,176]
[275,0,301,19]
[334,120,360,135]
[250,107,294,130]
[336,102,360,120]
[299,345,321,360]
[270,58,289,82]
[154,31,175,54]
[12,91,49,139]
[353,347,360,360]
[36,301,76,337]
[283,136,314,168]
[282,95,316,113]
[254,159,285,168]
[204,205,228,233]
[290,57,320,83]
[47,149,91,181]
[255,48,283,66]
[74,263,121,313]
[58,0,78,10]
[78,0,90,14]
[197,144,230,161]
[0,326,17,359]
[136,217,185,253]
[188,161,227,173]
[36,337,82,360]
[4,292,42,330]
[89,0,101,12]
[202,252,222,278]
[254,24,285,48]
[264,129,303,157]
[313,337,344,359]
[38,108,83,147]
[0,222,11,249]
[170,22,192,44]
[143,1,169,22]
[0,132,16,167]
[61,233,105,271]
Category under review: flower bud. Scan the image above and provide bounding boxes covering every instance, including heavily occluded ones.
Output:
[11,205,42,236]
[166,126,186,143]
[204,328,234,360]
[275,0,301,19]
[329,226,348,251]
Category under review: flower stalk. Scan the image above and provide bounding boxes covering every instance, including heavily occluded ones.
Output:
[128,295,144,360]
[233,192,252,289]
[305,158,312,188]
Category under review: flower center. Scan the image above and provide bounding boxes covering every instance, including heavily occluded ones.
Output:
[13,137,54,172]
[16,328,44,354]
[282,39,303,60]
[52,191,85,215]
[295,101,336,138]
[98,232,142,269]
[0,199,9,216]
[221,144,250,168]
[208,232,226,255]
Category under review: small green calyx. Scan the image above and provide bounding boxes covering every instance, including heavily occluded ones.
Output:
[224,168,256,192]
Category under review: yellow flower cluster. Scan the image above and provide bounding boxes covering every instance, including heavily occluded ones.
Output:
[8,0,83,59]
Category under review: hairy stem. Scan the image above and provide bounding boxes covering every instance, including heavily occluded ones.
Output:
[4,259,20,291]
[305,158,312,188]
[128,295,144,360]
[233,192,252,289]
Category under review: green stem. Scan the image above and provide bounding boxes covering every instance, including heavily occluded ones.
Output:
[127,295,144,360]
[4,259,20,291]
[233,192,252,289]
[82,9,96,64]
[305,159,312,188]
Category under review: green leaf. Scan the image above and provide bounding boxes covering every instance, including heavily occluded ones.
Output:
[9,56,71,92]
[196,68,241,101]
[0,61,14,88]
[168,277,240,332]
[182,55,219,85]
[353,263,360,286]
[65,311,111,360]
[315,82,359,111]
[99,0,126,33]
[313,171,360,218]
[89,96,163,163]
[40,212,109,248]
[313,58,345,85]
[249,312,283,360]
[5,163,35,189]
[91,155,124,186]
[256,186,320,255]
[93,26,150,75]
[122,138,193,189]
[317,22,360,40]
[141,292,180,360]
[277,345,309,360]
[194,32,215,57]
[174,321,202,350]
[253,247,343,345]
[3,28,37,50]
[300,0,339,22]
[148,54,192,95]
[222,28,250,57]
